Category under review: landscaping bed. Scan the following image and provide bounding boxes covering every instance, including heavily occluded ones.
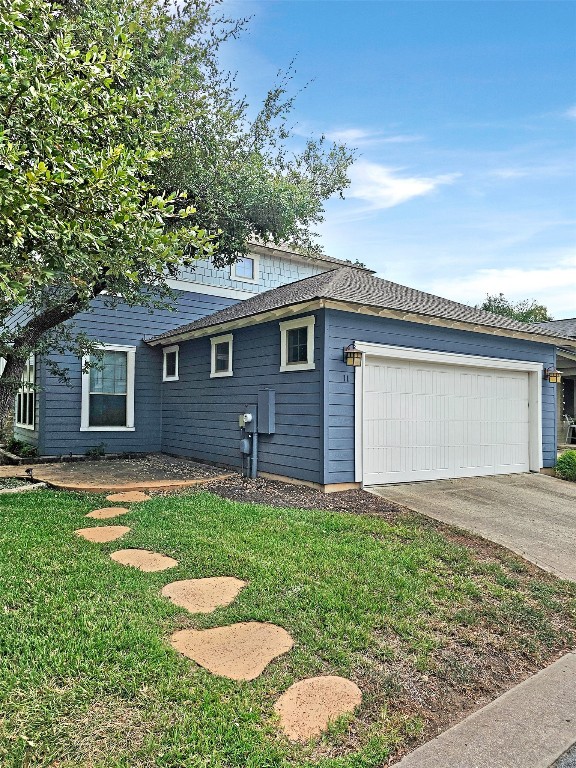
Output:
[0,487,574,767]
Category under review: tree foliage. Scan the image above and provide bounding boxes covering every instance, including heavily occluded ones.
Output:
[0,0,354,432]
[479,293,553,323]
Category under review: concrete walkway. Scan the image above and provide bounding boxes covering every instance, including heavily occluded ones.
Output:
[396,652,576,768]
[370,473,576,581]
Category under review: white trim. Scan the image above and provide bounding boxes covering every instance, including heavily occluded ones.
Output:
[353,341,544,485]
[162,345,179,382]
[279,316,315,372]
[80,344,136,431]
[231,254,259,284]
[15,354,36,431]
[166,278,258,300]
[210,333,233,378]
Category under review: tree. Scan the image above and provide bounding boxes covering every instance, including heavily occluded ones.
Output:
[0,0,354,434]
[479,294,553,324]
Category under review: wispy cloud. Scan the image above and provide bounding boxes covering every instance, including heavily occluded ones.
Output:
[325,127,422,146]
[566,106,576,119]
[348,161,460,209]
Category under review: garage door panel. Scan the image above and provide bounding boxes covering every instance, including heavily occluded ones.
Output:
[363,356,531,485]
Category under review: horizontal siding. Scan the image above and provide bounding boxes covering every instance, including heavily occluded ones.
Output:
[38,290,237,455]
[324,309,557,484]
[161,314,323,483]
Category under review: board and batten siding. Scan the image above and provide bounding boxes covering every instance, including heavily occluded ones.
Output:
[37,290,237,456]
[323,309,557,485]
[160,313,324,483]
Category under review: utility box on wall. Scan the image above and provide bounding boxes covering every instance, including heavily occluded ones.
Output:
[258,388,276,434]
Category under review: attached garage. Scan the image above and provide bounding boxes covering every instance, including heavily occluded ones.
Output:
[355,343,543,486]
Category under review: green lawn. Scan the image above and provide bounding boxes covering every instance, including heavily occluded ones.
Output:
[1,490,574,767]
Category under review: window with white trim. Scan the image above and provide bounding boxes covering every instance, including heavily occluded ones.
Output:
[163,345,179,381]
[81,346,135,431]
[231,255,258,283]
[279,316,315,372]
[210,334,233,377]
[15,354,35,429]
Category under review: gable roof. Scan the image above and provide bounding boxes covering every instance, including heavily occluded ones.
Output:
[147,266,576,346]
[535,318,576,339]
[246,240,373,271]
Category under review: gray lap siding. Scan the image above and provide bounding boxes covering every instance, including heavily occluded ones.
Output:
[324,309,557,484]
[160,314,324,483]
[37,291,236,456]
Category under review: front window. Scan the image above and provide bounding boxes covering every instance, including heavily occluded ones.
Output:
[15,354,35,429]
[210,334,233,377]
[279,316,315,372]
[81,346,135,431]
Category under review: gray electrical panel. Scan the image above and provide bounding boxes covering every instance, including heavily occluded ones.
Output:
[258,388,276,434]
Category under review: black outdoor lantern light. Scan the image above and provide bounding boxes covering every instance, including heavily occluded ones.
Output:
[544,366,562,384]
[343,343,363,367]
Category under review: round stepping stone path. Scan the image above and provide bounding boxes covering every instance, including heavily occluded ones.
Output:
[106,491,150,503]
[162,577,247,614]
[110,548,178,572]
[86,507,130,520]
[75,526,131,543]
[274,675,362,741]
[170,622,293,681]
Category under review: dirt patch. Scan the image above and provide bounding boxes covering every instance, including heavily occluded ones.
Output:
[170,622,294,681]
[106,491,150,503]
[110,549,178,572]
[162,577,246,614]
[275,676,362,742]
[75,526,131,543]
[86,507,130,520]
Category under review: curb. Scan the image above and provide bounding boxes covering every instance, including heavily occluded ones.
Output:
[0,482,47,495]
[35,473,235,493]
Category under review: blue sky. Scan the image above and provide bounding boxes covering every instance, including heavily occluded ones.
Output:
[220,1,576,318]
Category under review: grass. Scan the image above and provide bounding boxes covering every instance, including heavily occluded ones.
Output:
[0,490,574,767]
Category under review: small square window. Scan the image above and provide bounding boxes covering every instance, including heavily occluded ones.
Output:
[163,345,179,381]
[279,316,315,372]
[210,334,233,377]
[231,254,259,283]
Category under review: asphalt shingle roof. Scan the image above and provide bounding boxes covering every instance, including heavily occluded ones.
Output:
[536,318,576,339]
[148,267,576,344]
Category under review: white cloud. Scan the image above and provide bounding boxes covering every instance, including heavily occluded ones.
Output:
[566,106,576,119]
[325,128,422,146]
[426,253,576,318]
[348,161,460,209]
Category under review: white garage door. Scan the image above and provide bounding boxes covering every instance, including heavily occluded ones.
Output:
[362,356,531,485]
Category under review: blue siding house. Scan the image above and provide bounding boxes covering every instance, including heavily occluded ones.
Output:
[13,244,575,490]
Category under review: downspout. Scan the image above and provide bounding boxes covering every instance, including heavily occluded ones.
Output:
[250,428,258,479]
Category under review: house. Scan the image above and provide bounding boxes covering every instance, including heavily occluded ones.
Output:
[536,318,576,446]
[13,245,576,490]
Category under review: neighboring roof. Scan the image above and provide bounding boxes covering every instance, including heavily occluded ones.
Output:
[247,240,373,271]
[147,266,576,346]
[536,318,576,339]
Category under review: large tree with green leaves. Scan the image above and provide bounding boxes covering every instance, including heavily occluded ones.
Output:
[0,0,353,434]
[479,293,553,323]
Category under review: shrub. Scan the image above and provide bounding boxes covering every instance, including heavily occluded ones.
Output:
[6,439,38,458]
[555,450,576,481]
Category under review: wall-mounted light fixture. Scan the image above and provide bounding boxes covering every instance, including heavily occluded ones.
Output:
[544,366,561,384]
[343,343,363,367]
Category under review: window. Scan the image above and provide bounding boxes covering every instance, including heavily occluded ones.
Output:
[81,345,135,431]
[210,334,233,377]
[15,354,35,429]
[231,255,259,283]
[279,316,315,372]
[163,345,179,381]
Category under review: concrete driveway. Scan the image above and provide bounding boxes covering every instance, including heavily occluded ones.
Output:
[369,473,576,581]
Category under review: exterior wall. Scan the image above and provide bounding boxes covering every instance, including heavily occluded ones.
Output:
[324,309,557,484]
[160,313,324,483]
[36,290,237,456]
[173,253,328,296]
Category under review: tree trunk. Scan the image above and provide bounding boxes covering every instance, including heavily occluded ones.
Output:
[0,354,26,443]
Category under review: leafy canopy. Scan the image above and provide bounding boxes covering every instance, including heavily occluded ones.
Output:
[479,293,553,323]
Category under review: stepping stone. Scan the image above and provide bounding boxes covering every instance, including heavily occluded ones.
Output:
[274,676,362,741]
[170,622,293,681]
[110,549,178,572]
[86,507,130,520]
[162,577,247,614]
[106,491,150,503]
[75,526,130,543]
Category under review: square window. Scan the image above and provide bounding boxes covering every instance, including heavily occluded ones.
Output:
[163,346,179,381]
[279,316,315,372]
[210,334,233,377]
[231,255,258,282]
